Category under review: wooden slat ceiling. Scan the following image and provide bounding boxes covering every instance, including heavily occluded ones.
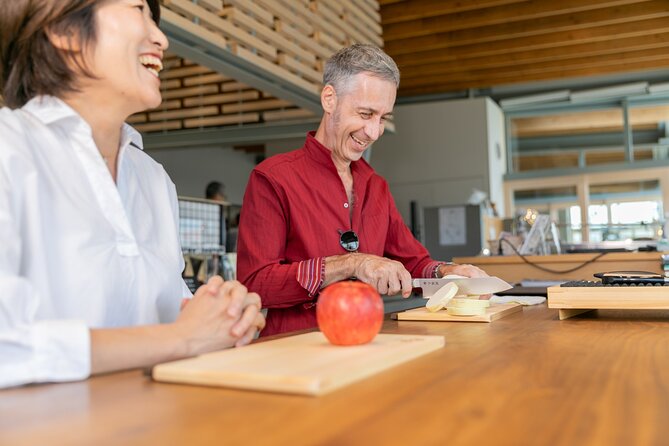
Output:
[128,53,316,133]
[380,0,669,97]
[131,0,383,135]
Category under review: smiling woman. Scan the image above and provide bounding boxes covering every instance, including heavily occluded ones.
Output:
[0,0,264,389]
[0,0,159,109]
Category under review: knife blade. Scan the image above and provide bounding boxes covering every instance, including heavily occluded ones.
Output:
[412,277,513,297]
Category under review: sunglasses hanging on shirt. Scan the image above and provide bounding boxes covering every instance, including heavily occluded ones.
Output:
[338,229,359,252]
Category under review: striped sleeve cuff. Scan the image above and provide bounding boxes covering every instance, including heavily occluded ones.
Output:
[422,261,443,279]
[423,261,455,279]
[297,257,325,297]
[422,261,454,278]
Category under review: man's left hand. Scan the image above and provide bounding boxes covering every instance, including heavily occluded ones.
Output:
[437,263,492,299]
[438,263,489,279]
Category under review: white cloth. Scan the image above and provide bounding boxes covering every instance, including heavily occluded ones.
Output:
[0,96,190,388]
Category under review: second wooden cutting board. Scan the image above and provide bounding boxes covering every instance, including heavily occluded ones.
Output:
[395,302,522,322]
[153,332,445,396]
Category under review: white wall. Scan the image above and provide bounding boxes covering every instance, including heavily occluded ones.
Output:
[371,97,506,222]
[147,147,257,204]
[485,99,507,217]
[145,135,310,205]
[264,137,306,158]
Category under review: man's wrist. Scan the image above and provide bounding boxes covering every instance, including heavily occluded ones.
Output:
[434,262,455,278]
[322,253,359,287]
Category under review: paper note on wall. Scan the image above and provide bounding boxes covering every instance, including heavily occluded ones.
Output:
[439,206,466,246]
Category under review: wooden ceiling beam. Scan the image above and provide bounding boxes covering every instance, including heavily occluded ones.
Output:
[380,0,669,98]
[399,56,669,96]
[399,33,669,80]
[392,17,669,68]
[381,0,529,25]
[382,0,651,41]
[400,47,669,88]
[384,1,669,56]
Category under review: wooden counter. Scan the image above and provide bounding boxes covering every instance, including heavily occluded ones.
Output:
[454,251,664,283]
[3,305,669,445]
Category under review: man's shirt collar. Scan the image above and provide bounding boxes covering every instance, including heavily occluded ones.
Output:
[303,131,374,180]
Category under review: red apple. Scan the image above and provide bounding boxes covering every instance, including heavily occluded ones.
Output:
[316,281,384,346]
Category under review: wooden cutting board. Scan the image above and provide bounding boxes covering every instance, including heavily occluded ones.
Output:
[395,302,522,322]
[548,285,669,319]
[152,332,444,396]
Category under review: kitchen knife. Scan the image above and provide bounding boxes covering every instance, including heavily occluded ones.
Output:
[412,277,513,297]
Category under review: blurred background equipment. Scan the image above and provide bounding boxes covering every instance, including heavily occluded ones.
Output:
[422,204,485,259]
[178,197,235,292]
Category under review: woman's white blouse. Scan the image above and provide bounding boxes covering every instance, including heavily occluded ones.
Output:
[0,96,190,388]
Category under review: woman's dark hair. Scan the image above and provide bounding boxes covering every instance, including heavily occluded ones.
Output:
[147,0,160,25]
[0,0,161,109]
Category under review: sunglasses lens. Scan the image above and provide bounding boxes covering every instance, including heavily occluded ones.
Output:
[339,230,359,252]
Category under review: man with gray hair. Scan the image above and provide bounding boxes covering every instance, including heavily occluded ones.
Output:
[238,44,488,336]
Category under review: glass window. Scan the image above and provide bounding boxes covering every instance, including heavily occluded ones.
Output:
[513,186,579,243]
[569,206,582,243]
[610,201,659,224]
[587,204,608,242]
[588,204,608,225]
[510,180,663,244]
[587,180,662,242]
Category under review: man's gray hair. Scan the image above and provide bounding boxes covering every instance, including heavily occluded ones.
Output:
[323,44,400,94]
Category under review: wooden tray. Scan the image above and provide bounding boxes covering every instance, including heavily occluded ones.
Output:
[394,302,522,323]
[152,332,445,396]
[548,285,669,319]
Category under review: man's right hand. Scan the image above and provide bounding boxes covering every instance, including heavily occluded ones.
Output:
[324,253,413,298]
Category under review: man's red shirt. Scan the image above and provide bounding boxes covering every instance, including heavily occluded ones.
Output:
[237,132,440,336]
